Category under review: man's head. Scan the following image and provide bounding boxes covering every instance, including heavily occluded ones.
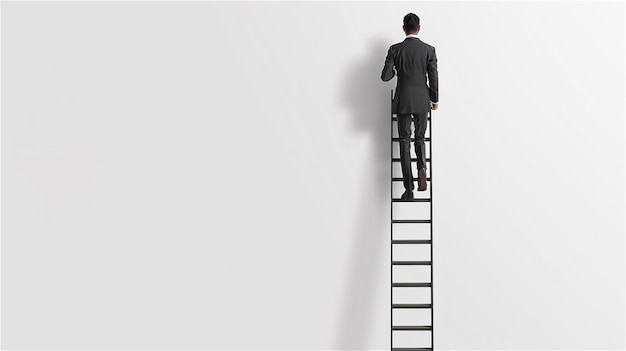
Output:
[403,13,420,35]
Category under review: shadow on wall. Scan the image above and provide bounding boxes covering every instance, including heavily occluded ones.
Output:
[333,37,394,349]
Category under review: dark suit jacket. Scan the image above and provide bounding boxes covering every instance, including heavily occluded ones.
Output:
[381,36,438,114]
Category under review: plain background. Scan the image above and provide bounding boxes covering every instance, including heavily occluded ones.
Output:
[1,1,624,350]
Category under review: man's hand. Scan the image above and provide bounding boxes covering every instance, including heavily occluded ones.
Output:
[431,101,439,111]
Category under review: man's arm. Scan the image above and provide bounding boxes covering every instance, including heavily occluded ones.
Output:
[381,47,396,82]
[427,47,438,104]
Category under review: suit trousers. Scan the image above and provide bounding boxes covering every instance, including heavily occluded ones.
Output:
[397,111,428,191]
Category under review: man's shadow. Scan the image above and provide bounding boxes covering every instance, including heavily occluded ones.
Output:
[333,37,395,349]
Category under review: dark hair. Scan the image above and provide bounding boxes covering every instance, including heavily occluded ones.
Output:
[403,13,420,33]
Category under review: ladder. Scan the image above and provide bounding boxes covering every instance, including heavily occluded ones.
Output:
[390,89,433,351]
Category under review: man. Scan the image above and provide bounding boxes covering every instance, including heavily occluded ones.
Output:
[381,12,438,200]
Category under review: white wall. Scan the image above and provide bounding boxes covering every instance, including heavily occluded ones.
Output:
[1,1,623,350]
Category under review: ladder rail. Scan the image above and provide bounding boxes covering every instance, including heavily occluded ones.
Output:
[429,107,434,350]
[390,88,394,351]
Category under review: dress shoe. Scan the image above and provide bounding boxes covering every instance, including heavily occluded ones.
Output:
[400,189,414,200]
[417,167,427,191]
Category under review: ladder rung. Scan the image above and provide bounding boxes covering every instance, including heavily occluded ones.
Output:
[392,304,432,309]
[392,261,432,265]
[391,117,431,121]
[392,240,431,244]
[391,158,431,162]
[392,325,432,331]
[392,282,432,287]
[391,219,431,224]
[392,177,431,181]
[392,137,431,142]
[391,198,431,202]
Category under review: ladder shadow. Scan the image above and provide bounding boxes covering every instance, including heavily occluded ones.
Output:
[333,37,391,349]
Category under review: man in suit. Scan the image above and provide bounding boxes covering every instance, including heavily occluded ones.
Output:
[381,13,438,200]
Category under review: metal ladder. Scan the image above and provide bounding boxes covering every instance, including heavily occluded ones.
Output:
[390,89,433,351]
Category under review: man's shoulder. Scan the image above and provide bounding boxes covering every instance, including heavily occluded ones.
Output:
[392,38,436,50]
[423,41,435,50]
[418,39,436,51]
